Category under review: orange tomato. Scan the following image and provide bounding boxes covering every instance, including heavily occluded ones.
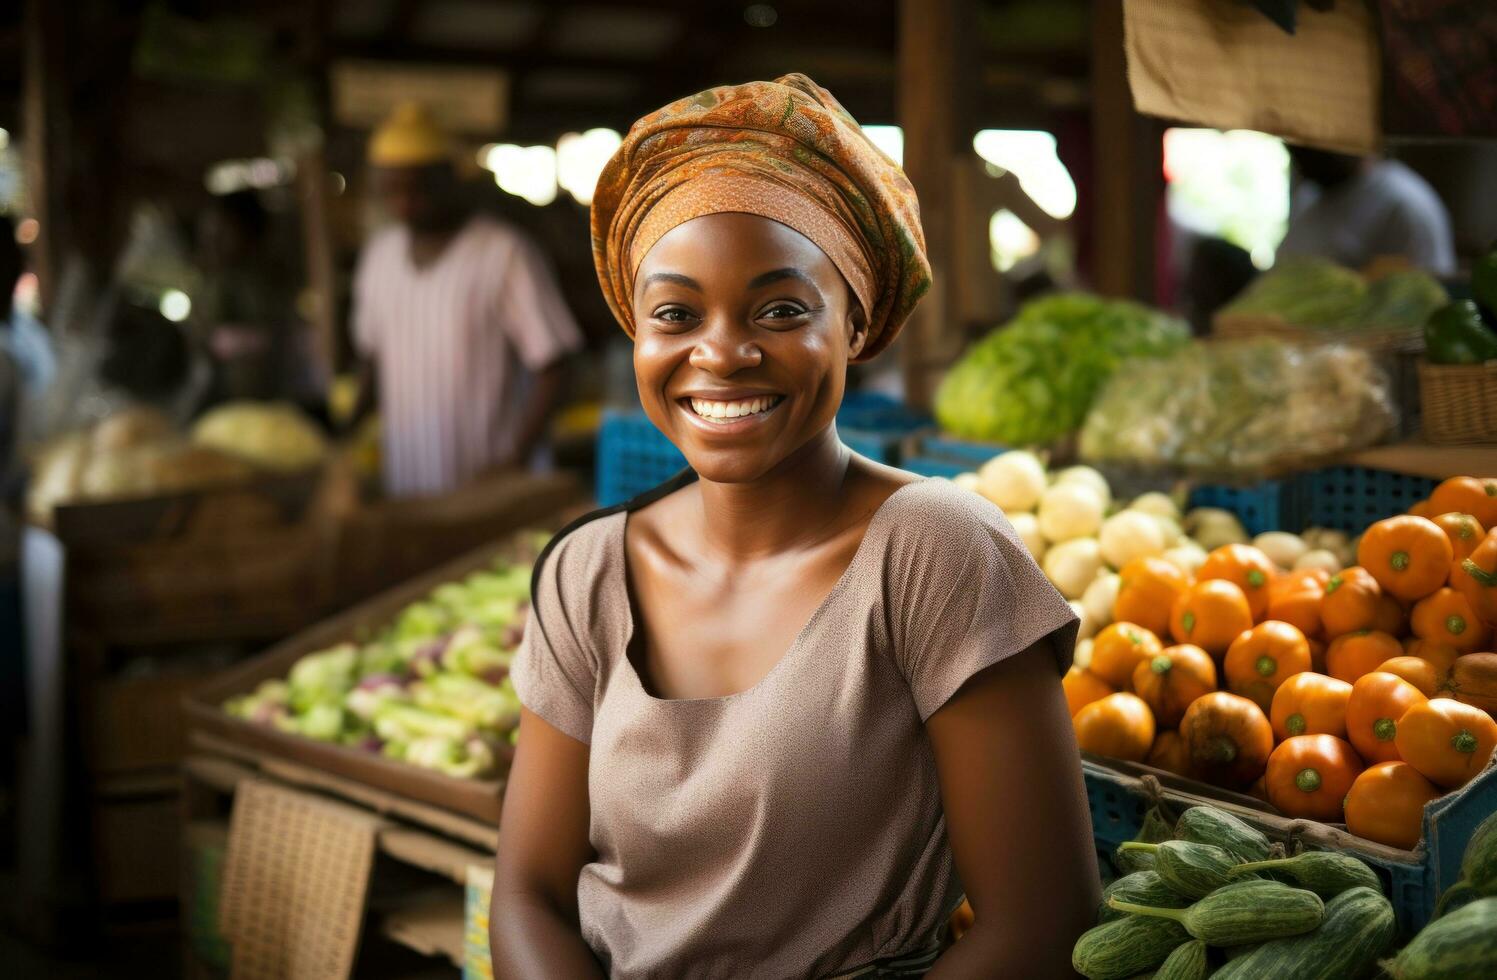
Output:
[1344,761,1441,850]
[1321,567,1383,638]
[1271,671,1353,741]
[1198,544,1278,622]
[1377,655,1444,698]
[1223,621,1313,713]
[1451,528,1497,630]
[1265,734,1364,821]
[1402,638,1461,684]
[1147,729,1194,778]
[1325,630,1404,684]
[1346,671,1428,763]
[1357,515,1455,603]
[1394,697,1497,788]
[1267,570,1327,639]
[1180,691,1275,789]
[1133,643,1218,728]
[1411,587,1491,653]
[1171,579,1254,656]
[1432,512,1487,574]
[1073,692,1156,762]
[1114,557,1190,641]
[1372,594,1409,637]
[1408,498,1435,519]
[1089,622,1165,690]
[1428,476,1497,531]
[1062,665,1115,718]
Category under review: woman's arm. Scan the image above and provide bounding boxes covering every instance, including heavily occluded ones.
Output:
[923,640,1100,979]
[490,707,607,979]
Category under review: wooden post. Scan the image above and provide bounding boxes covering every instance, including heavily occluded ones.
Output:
[1090,0,1162,301]
[21,0,63,313]
[897,0,974,410]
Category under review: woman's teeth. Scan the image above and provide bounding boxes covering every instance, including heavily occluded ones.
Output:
[688,395,781,422]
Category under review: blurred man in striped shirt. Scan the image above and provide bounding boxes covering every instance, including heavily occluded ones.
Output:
[350,103,583,497]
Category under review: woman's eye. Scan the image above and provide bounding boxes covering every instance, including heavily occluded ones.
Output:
[760,303,808,321]
[653,307,696,324]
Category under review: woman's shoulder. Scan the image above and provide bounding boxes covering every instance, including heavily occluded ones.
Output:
[533,509,627,599]
[877,477,1016,545]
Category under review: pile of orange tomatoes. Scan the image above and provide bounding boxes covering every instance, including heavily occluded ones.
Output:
[1064,475,1497,851]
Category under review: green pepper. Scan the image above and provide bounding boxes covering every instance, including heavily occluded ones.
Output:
[1473,241,1497,321]
[1425,300,1497,365]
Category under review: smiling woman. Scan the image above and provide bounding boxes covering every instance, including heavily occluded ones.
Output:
[490,75,1099,979]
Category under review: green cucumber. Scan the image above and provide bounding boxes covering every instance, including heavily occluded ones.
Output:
[1384,896,1497,979]
[1462,809,1497,892]
[1228,850,1381,898]
[1072,914,1190,980]
[1173,805,1272,864]
[1100,871,1191,924]
[1215,886,1394,980]
[1108,878,1324,946]
[1152,940,1207,980]
[1116,807,1177,874]
[1119,840,1238,899]
[1116,839,1157,874]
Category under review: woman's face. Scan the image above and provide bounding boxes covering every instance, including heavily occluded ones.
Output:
[632,212,867,484]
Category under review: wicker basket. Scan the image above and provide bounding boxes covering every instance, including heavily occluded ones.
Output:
[1419,360,1497,444]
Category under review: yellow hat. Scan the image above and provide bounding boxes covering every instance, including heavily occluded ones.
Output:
[368,101,451,167]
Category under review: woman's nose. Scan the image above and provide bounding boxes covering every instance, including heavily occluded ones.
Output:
[687,319,762,376]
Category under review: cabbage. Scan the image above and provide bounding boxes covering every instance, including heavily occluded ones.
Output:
[190,400,328,471]
[934,294,1187,445]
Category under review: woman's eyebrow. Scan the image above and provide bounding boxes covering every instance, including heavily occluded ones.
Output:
[642,272,701,291]
[747,267,816,290]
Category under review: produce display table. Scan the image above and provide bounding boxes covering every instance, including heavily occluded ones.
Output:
[181,740,492,978]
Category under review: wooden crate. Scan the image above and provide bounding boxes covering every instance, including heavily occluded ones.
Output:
[57,473,335,646]
[184,516,577,826]
[331,470,582,606]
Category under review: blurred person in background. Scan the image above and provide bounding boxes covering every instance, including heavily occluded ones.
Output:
[1278,146,1456,276]
[349,102,583,497]
[1,215,40,807]
[195,190,303,403]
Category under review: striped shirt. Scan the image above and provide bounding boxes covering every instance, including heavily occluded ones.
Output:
[353,216,583,497]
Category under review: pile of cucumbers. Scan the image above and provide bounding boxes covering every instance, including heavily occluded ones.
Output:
[1384,810,1497,980]
[1074,805,1394,979]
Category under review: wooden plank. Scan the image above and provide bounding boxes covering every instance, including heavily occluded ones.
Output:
[1340,441,1497,480]
[378,827,490,886]
[897,0,976,410]
[379,893,466,968]
[1090,0,1162,301]
[189,731,499,851]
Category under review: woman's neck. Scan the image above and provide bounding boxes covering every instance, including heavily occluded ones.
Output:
[693,424,856,562]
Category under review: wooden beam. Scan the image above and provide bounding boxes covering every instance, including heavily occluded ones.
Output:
[1089,0,1162,300]
[897,0,976,409]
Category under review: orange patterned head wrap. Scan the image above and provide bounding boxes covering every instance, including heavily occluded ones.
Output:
[590,74,931,361]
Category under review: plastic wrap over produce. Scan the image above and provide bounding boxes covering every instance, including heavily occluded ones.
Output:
[1078,340,1398,476]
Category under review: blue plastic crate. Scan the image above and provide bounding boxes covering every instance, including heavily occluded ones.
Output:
[837,391,931,434]
[900,456,971,480]
[913,434,1010,467]
[842,429,902,466]
[595,411,686,507]
[1188,480,1294,536]
[596,397,929,505]
[1294,465,1439,533]
[1082,758,1496,937]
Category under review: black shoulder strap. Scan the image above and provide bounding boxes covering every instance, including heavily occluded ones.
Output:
[527,467,700,603]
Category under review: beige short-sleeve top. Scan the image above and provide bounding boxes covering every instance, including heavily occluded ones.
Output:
[511,478,1078,979]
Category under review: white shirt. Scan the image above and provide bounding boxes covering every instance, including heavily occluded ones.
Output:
[1279,160,1456,276]
[353,215,583,497]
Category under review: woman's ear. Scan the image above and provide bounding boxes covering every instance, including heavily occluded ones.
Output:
[846,300,869,359]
